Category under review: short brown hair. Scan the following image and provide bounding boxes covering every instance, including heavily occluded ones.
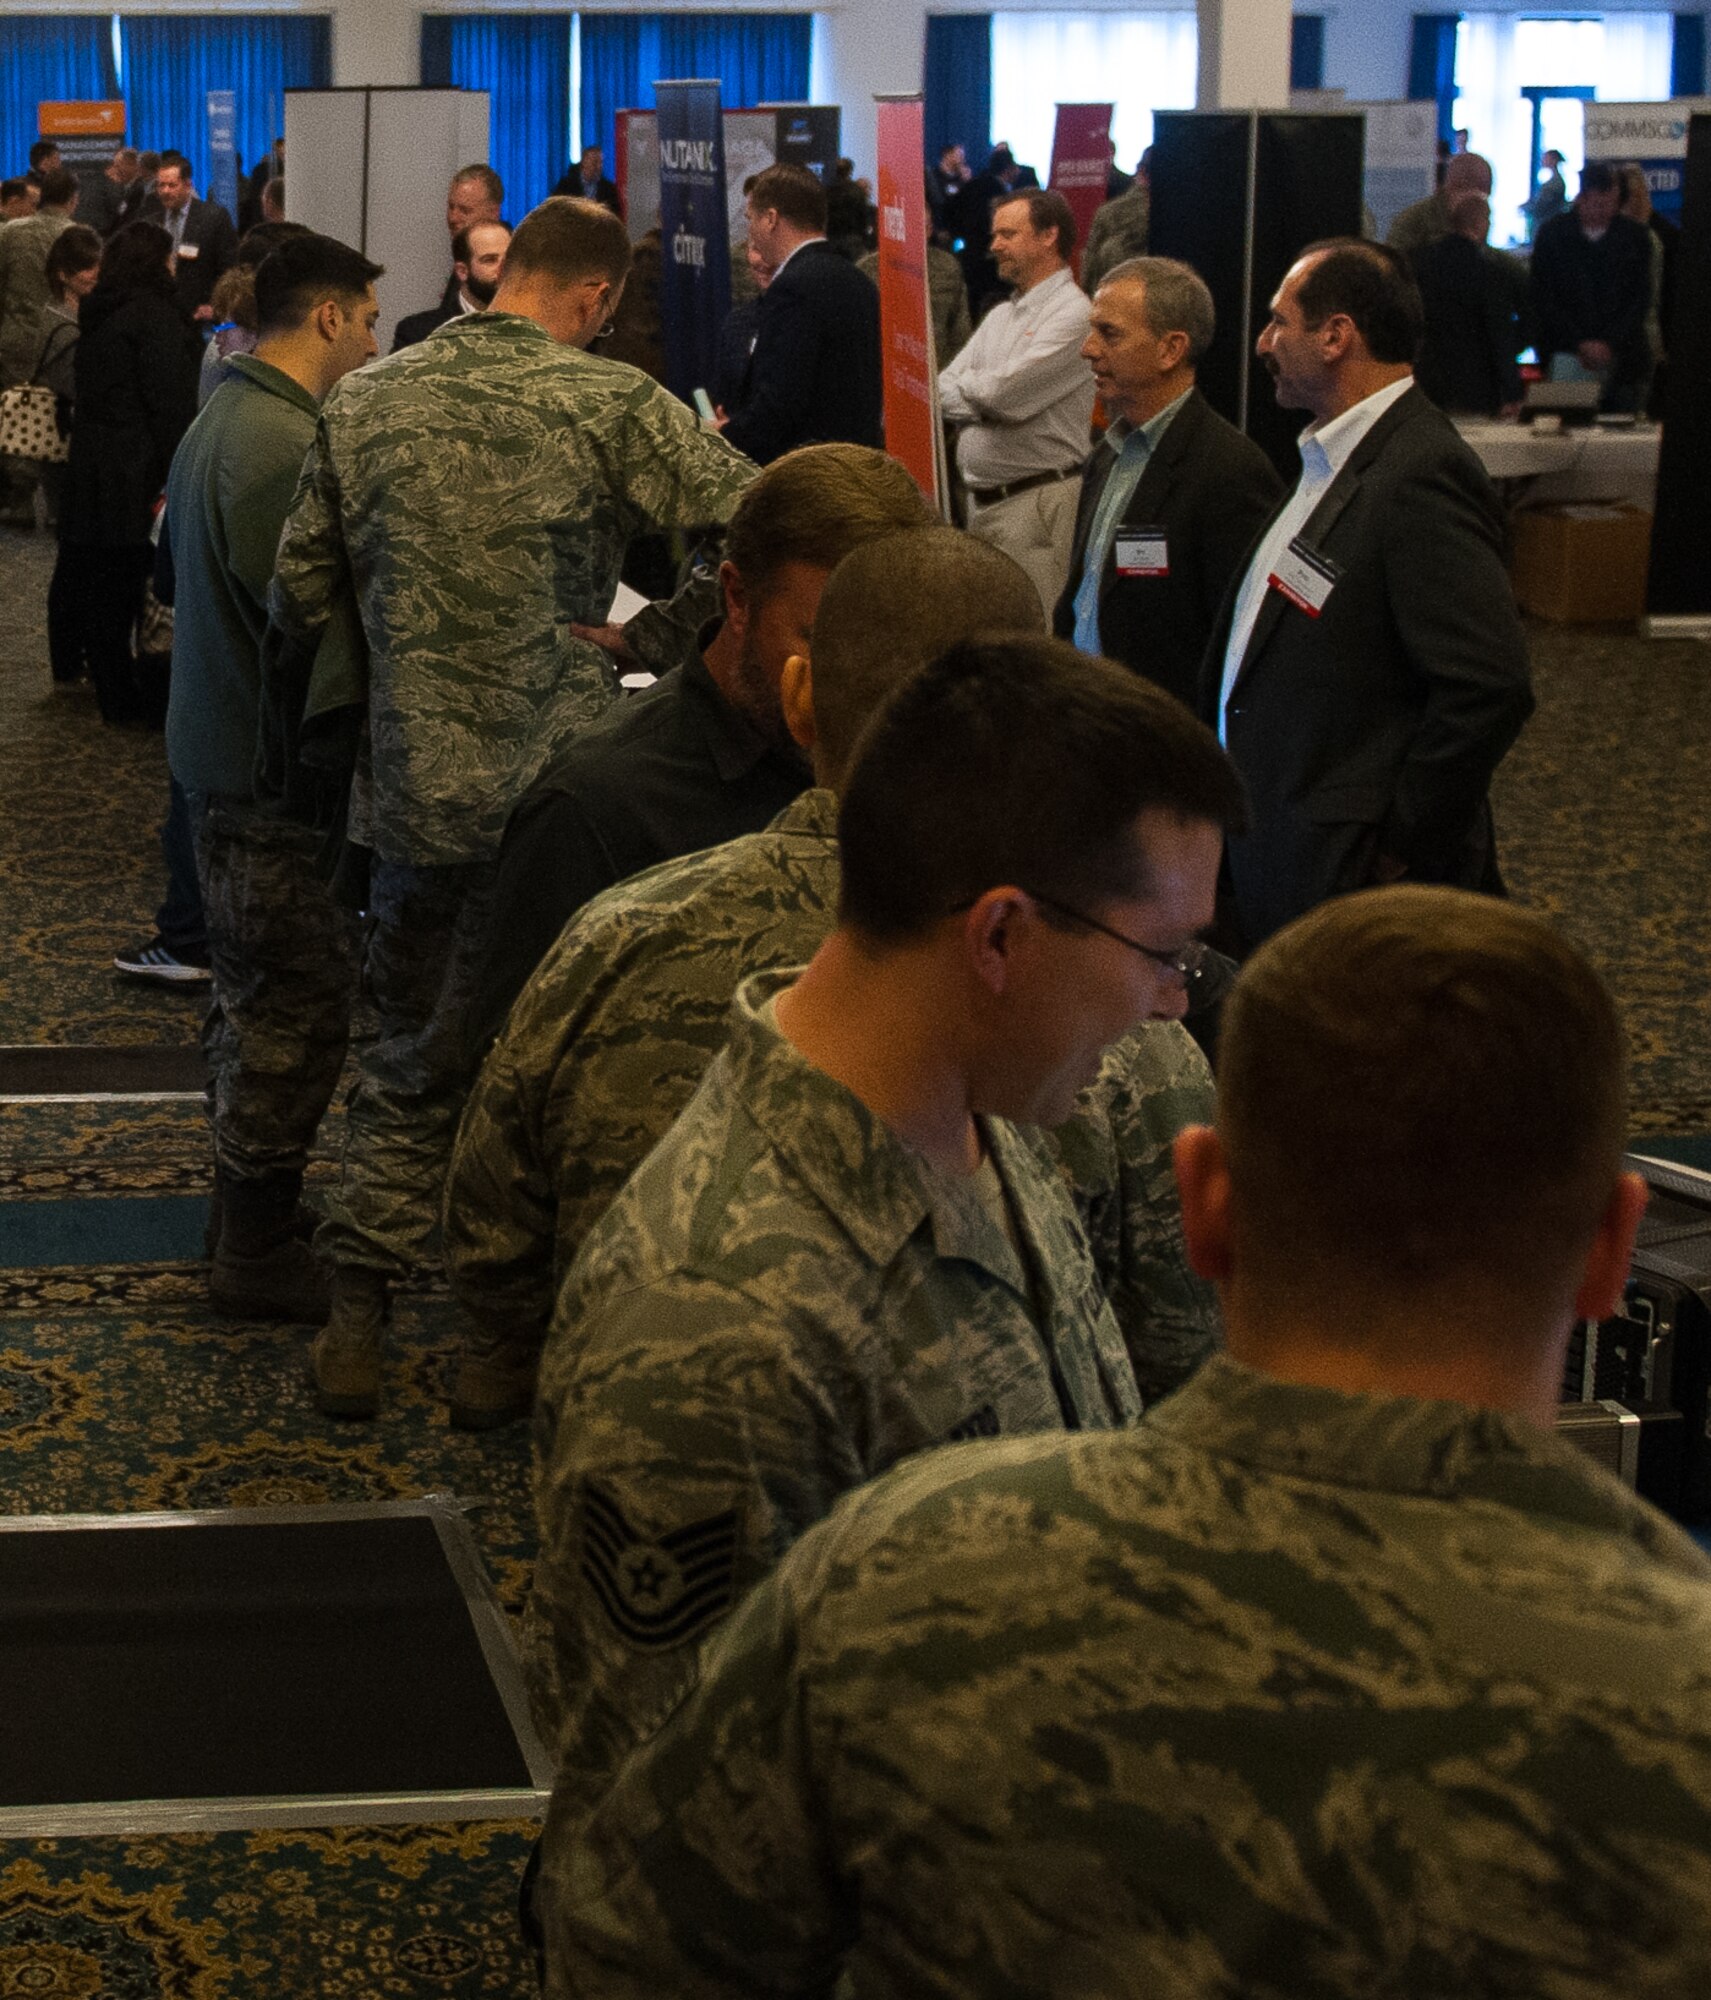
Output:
[452,218,511,266]
[453,163,504,207]
[745,163,827,234]
[994,187,1076,259]
[724,444,932,602]
[837,631,1245,938]
[810,529,1045,789]
[1218,886,1628,1297]
[504,196,630,288]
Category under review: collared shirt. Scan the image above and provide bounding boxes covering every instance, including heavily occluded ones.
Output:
[524,964,1142,1806]
[446,786,1219,1408]
[938,265,1095,487]
[270,310,755,866]
[767,233,826,282]
[164,202,189,251]
[1218,373,1414,738]
[551,1351,1711,2000]
[466,627,810,1054]
[1071,385,1193,653]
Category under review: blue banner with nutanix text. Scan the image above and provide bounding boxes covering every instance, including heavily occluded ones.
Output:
[655,78,732,405]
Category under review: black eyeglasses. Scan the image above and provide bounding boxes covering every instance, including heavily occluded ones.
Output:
[1024,889,1235,1012]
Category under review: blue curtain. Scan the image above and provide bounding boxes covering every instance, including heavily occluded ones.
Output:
[0,16,118,182]
[120,15,331,202]
[579,13,811,162]
[1675,13,1708,97]
[924,15,992,169]
[421,14,572,220]
[1408,14,1461,145]
[1290,16,1327,92]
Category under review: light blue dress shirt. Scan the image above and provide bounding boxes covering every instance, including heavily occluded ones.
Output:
[1071,388,1193,655]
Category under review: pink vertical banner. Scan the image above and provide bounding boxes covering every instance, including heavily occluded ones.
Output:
[1049,103,1115,282]
[874,93,943,510]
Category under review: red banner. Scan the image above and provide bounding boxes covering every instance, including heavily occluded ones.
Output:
[874,94,943,510]
[1049,103,1114,283]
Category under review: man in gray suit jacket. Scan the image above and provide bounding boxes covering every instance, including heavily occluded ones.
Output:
[1204,239,1532,954]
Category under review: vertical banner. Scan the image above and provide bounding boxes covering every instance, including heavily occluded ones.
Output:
[874,94,943,509]
[773,106,842,182]
[207,90,238,224]
[40,101,128,209]
[655,79,733,405]
[1048,103,1114,281]
[1584,100,1711,225]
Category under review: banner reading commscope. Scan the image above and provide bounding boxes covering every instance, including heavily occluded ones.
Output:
[655,78,733,407]
[1583,100,1711,223]
[1048,103,1114,282]
[874,94,943,509]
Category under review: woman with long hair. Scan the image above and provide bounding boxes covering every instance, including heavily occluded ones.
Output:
[52,222,200,723]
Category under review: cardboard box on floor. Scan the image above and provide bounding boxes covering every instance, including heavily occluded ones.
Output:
[1509,504,1653,624]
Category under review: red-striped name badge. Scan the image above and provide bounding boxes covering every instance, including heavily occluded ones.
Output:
[1267,537,1339,617]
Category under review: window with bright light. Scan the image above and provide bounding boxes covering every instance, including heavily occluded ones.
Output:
[989,11,1199,177]
[1455,13,1673,248]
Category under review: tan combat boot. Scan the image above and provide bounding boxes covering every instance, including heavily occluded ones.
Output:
[447,1342,538,1432]
[310,1268,390,1420]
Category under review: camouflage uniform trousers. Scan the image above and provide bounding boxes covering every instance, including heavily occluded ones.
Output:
[316,855,499,1280]
[192,796,358,1183]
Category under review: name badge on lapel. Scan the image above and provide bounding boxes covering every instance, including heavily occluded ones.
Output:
[1268,537,1339,617]
[1114,529,1169,579]
[177,242,200,261]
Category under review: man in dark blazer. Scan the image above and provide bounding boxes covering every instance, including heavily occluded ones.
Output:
[392,220,510,352]
[1205,239,1532,954]
[552,145,622,216]
[720,163,881,465]
[1055,256,1282,710]
[142,151,238,323]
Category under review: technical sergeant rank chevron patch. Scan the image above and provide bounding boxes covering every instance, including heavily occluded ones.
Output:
[579,1480,742,1650]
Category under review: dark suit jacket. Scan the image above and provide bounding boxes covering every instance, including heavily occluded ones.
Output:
[392,301,461,352]
[1053,389,1283,711]
[1529,210,1654,387]
[1413,234,1523,417]
[142,196,239,319]
[721,241,881,465]
[552,169,622,216]
[1200,385,1533,952]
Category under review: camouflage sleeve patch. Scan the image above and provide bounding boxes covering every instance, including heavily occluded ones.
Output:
[580,1481,742,1652]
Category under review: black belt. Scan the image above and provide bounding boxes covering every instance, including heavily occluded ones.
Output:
[965,466,1080,506]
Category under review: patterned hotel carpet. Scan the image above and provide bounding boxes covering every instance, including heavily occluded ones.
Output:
[0,529,541,1990]
[0,509,1707,1993]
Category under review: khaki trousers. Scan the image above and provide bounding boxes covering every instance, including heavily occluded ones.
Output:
[964,475,1080,619]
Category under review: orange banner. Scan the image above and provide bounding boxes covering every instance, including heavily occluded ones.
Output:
[39,102,127,139]
[874,95,943,511]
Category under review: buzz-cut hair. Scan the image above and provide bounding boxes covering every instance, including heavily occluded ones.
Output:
[503,196,630,289]
[253,232,384,338]
[1218,886,1628,1300]
[837,633,1246,940]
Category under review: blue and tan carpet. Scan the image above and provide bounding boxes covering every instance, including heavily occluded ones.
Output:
[1,506,1707,1995]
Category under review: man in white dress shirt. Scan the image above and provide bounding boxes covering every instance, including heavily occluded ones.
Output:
[1203,239,1530,953]
[939,189,1094,614]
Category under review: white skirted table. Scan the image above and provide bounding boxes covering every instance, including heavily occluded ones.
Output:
[1455,419,1662,512]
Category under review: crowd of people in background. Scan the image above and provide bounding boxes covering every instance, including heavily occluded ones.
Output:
[2,117,1710,1994]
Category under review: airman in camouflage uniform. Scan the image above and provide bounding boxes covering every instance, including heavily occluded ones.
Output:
[444,786,1218,1407]
[548,1353,1711,2000]
[268,198,754,1416]
[525,965,1144,1808]
[1080,179,1151,295]
[546,886,1711,1999]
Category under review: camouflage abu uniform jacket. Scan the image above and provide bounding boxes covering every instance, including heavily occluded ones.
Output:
[445,787,1219,1403]
[268,312,755,865]
[549,1353,1711,2000]
[526,964,1143,1835]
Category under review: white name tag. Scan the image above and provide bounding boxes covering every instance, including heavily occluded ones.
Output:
[1267,537,1339,617]
[1115,530,1168,579]
[176,241,200,260]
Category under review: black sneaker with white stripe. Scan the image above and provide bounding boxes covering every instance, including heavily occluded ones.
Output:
[113,938,212,985]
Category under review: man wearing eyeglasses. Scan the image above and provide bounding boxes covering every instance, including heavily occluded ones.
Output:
[522,628,1244,1875]
[269,194,755,1421]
